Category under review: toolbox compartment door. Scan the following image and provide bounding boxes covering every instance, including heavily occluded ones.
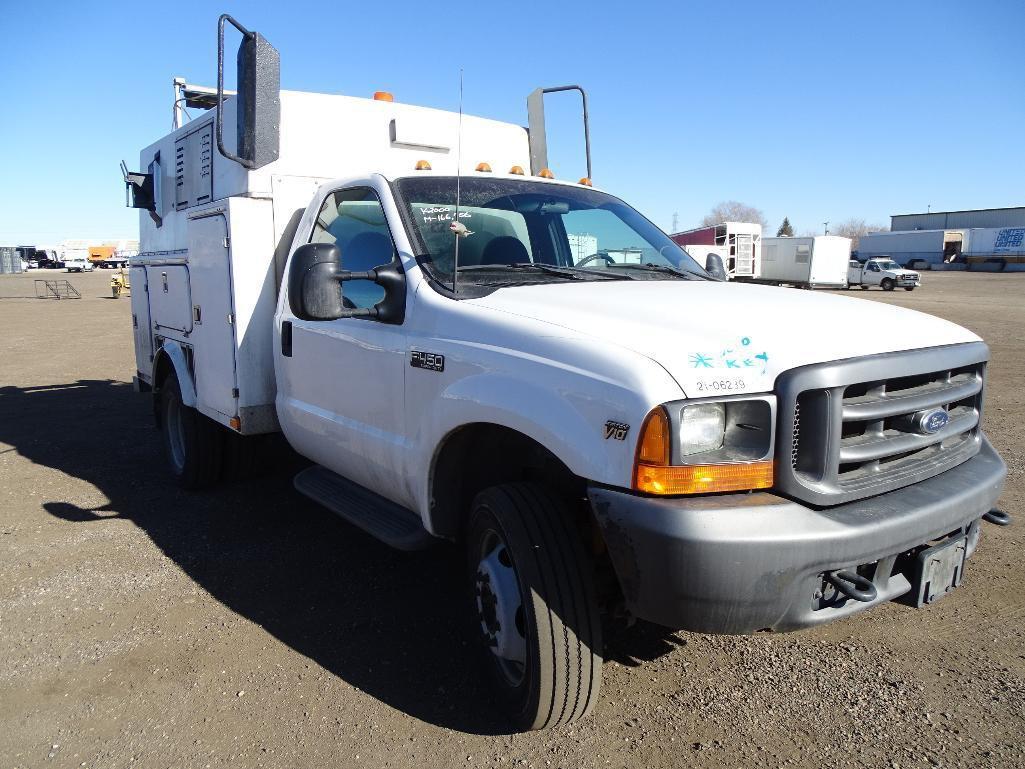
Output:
[147,266,193,334]
[129,267,153,377]
[187,211,240,420]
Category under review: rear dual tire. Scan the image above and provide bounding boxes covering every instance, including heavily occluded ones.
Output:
[466,483,602,731]
[160,374,223,490]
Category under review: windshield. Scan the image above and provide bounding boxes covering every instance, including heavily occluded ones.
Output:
[876,260,900,270]
[393,177,706,293]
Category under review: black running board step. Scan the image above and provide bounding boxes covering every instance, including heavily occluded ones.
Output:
[294,466,435,551]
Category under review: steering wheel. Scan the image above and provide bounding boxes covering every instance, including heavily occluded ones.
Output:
[575,253,616,267]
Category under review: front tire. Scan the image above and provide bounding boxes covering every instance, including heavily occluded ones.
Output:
[159,374,223,489]
[466,483,602,731]
[881,278,895,291]
[904,286,915,291]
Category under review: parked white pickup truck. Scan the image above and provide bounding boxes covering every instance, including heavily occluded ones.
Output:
[123,17,1007,731]
[848,257,921,291]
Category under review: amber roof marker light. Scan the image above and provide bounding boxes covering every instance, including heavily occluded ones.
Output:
[373,91,394,102]
[414,159,432,171]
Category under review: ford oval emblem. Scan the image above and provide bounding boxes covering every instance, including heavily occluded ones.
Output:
[919,408,950,434]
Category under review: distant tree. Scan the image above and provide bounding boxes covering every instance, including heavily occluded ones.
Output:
[700,201,767,228]
[830,218,889,250]
[776,217,794,237]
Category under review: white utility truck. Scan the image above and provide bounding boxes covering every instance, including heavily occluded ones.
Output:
[848,257,922,291]
[758,235,851,289]
[124,16,1008,731]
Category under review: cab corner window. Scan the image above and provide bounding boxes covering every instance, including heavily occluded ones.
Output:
[311,188,396,310]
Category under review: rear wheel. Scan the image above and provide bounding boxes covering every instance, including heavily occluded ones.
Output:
[881,278,895,291]
[160,374,223,489]
[466,483,602,731]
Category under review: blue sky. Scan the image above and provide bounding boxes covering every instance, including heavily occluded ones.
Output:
[1,0,1022,244]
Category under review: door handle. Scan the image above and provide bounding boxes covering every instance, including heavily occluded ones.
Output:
[281,320,292,357]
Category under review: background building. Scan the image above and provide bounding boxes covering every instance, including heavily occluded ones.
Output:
[891,207,1025,232]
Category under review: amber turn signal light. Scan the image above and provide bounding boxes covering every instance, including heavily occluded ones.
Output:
[633,461,774,496]
[636,407,670,466]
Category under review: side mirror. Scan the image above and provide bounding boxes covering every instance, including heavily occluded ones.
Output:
[216,15,280,170]
[288,243,345,320]
[287,242,406,323]
[705,253,727,281]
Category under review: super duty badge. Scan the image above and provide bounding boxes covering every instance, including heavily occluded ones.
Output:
[411,350,445,372]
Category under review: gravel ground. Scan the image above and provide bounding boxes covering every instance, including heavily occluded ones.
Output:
[1,269,1023,768]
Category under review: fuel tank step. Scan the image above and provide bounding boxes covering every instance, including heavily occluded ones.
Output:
[294,465,435,551]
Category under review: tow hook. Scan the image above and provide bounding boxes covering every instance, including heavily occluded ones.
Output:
[983,508,1012,526]
[824,570,878,603]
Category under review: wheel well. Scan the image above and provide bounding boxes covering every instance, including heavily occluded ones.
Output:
[430,423,585,541]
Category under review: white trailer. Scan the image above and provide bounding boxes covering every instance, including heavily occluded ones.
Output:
[857,229,966,268]
[670,222,761,279]
[758,236,851,288]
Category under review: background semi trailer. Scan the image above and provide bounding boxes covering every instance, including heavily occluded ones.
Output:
[124,15,1007,731]
[758,235,851,288]
[858,229,966,268]
[670,221,761,279]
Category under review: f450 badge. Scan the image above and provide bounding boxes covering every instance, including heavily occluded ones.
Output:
[410,350,445,372]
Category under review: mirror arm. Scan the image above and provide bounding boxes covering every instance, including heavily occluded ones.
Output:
[216,14,256,169]
[333,269,379,283]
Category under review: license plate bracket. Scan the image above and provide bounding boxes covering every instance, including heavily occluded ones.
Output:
[909,535,968,607]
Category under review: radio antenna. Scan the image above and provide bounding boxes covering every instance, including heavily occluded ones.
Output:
[451,68,464,295]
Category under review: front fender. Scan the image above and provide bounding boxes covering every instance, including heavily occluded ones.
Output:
[152,340,197,408]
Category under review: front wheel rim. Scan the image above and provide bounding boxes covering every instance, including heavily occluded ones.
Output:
[474,527,527,687]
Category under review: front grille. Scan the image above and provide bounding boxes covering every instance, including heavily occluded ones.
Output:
[777,342,988,506]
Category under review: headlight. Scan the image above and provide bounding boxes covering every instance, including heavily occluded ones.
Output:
[633,396,776,496]
[680,403,725,455]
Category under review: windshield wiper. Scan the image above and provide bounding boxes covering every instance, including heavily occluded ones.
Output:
[611,263,708,280]
[458,263,631,281]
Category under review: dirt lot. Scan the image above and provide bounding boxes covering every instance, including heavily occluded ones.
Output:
[1,270,1023,769]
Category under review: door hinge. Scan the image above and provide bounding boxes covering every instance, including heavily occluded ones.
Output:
[226,313,235,325]
[132,313,138,328]
[231,387,239,399]
[223,237,230,249]
[193,305,202,324]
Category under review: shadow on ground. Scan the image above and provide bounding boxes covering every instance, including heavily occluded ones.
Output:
[0,379,680,734]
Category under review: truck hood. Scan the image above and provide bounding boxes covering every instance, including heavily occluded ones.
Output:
[467,280,978,395]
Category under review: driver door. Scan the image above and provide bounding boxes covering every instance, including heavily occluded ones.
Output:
[275,186,410,506]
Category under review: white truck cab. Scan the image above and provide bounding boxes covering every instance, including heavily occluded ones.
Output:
[849,256,921,291]
[124,17,1007,731]
[64,257,94,273]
